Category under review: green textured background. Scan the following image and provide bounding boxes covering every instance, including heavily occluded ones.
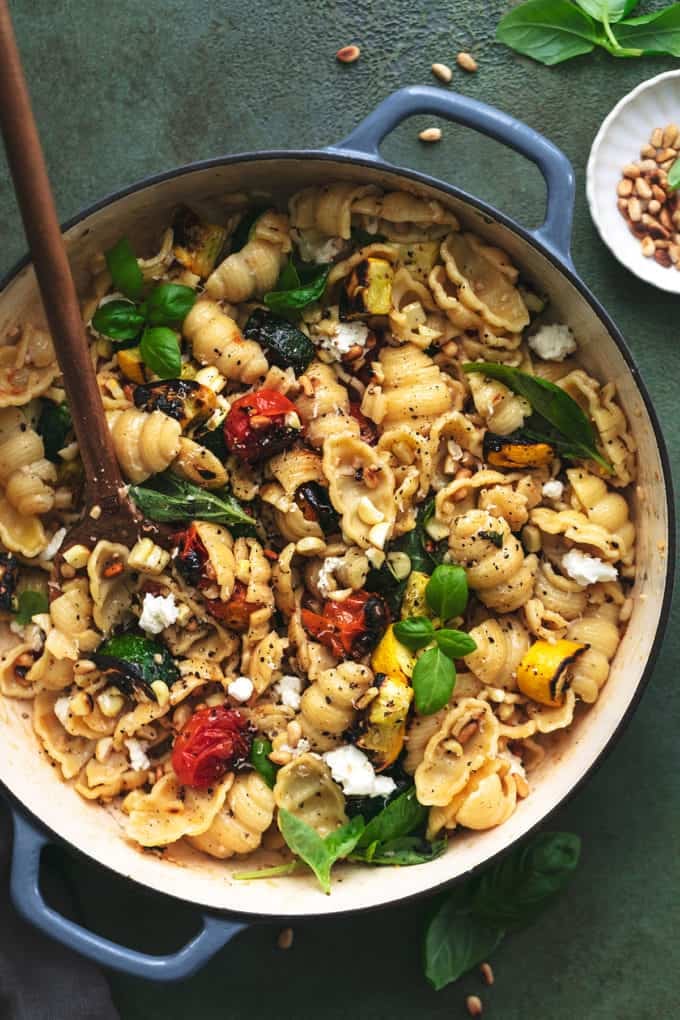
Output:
[1,2,678,1017]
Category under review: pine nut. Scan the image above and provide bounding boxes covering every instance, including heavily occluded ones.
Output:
[456,51,478,72]
[286,720,302,747]
[660,159,674,171]
[660,207,673,231]
[466,995,483,1016]
[641,143,657,159]
[639,159,657,173]
[670,244,680,264]
[641,236,655,257]
[480,962,495,986]
[627,197,642,221]
[657,147,677,164]
[652,184,667,203]
[336,45,360,63]
[655,248,672,267]
[651,127,664,148]
[419,127,442,143]
[431,62,452,83]
[277,927,294,950]
[617,179,633,197]
[663,125,679,147]
[73,658,96,675]
[635,177,652,199]
[648,200,661,215]
[623,163,641,179]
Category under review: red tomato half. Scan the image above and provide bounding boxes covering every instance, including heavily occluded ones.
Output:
[172,524,209,587]
[224,389,300,464]
[172,706,252,788]
[301,590,389,660]
[205,579,263,632]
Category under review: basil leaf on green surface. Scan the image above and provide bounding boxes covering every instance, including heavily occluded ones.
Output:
[264,264,330,317]
[249,738,278,788]
[278,810,364,894]
[105,237,144,301]
[575,0,639,22]
[668,158,680,192]
[463,362,612,471]
[139,327,182,379]
[129,473,256,530]
[614,4,680,55]
[351,836,446,866]
[424,886,504,991]
[92,300,146,342]
[145,283,196,326]
[393,616,435,651]
[425,564,469,620]
[433,629,477,659]
[357,787,426,848]
[37,401,72,462]
[412,645,456,715]
[495,0,601,65]
[13,590,49,625]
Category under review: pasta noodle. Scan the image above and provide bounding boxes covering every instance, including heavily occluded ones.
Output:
[206,210,291,302]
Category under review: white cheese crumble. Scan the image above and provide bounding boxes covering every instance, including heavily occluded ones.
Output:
[278,737,312,759]
[42,527,67,562]
[528,323,577,361]
[227,675,254,703]
[317,556,344,598]
[274,674,303,711]
[319,322,369,361]
[323,745,397,798]
[138,592,179,635]
[292,229,345,265]
[124,738,151,772]
[542,479,564,500]
[562,549,618,586]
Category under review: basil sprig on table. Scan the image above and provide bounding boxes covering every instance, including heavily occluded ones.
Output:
[129,473,256,531]
[93,237,196,379]
[424,831,581,990]
[263,258,330,319]
[12,590,49,625]
[463,361,612,471]
[394,564,476,716]
[496,0,680,66]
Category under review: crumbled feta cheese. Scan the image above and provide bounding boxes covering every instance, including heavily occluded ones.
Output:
[274,674,303,711]
[528,324,577,362]
[138,592,179,635]
[227,675,254,703]
[317,556,344,598]
[54,696,71,728]
[319,322,369,361]
[42,527,67,562]
[292,229,345,265]
[542,479,564,500]
[278,737,312,759]
[562,549,618,586]
[124,738,151,772]
[323,745,397,798]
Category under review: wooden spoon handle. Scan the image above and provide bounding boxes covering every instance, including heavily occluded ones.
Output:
[0,0,124,510]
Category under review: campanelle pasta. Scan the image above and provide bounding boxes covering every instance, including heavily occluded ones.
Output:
[0,180,637,883]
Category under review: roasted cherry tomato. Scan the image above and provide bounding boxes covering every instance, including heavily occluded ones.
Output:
[349,402,378,445]
[171,705,252,788]
[204,579,263,632]
[301,590,389,660]
[173,524,208,587]
[224,389,301,464]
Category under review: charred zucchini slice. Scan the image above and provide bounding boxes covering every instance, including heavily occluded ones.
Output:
[243,308,315,375]
[132,379,216,428]
[92,633,179,700]
[172,205,227,278]
[340,257,394,319]
[483,431,554,469]
[357,671,414,771]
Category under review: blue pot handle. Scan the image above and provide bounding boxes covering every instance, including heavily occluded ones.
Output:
[329,84,575,266]
[9,807,246,981]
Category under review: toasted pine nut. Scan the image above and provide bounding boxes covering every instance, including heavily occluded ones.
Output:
[648,200,661,215]
[641,143,657,159]
[59,563,76,579]
[466,996,483,1017]
[457,51,477,72]
[663,124,679,147]
[635,177,652,199]
[638,159,658,173]
[355,686,379,710]
[655,247,672,267]
[419,127,442,143]
[617,179,633,197]
[670,244,680,264]
[627,197,642,222]
[657,147,677,164]
[651,127,664,148]
[73,659,96,675]
[277,927,294,950]
[286,720,302,747]
[431,62,453,83]
[660,207,673,231]
[623,163,641,179]
[641,236,656,257]
[336,44,360,63]
[480,962,495,986]
[269,748,292,766]
[652,184,667,203]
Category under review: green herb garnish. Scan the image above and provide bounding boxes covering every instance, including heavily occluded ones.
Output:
[263,263,330,319]
[350,836,447,866]
[411,646,457,716]
[424,831,581,990]
[13,590,48,625]
[425,564,469,621]
[37,401,72,462]
[393,616,436,651]
[277,810,365,894]
[139,326,182,380]
[91,301,146,343]
[249,737,278,789]
[129,473,256,531]
[105,237,144,301]
[356,786,427,849]
[463,361,612,471]
[478,529,504,549]
[144,282,197,326]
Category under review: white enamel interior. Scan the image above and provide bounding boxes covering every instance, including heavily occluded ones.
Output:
[0,156,671,918]
[587,69,680,294]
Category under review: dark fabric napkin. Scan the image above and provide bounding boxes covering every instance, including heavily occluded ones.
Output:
[0,799,119,1020]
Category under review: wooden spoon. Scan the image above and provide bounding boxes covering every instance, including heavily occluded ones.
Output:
[0,1,160,572]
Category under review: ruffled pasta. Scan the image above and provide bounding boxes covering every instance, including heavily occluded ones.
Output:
[323,434,396,549]
[300,661,374,751]
[206,210,291,302]
[274,753,347,836]
[449,510,538,613]
[106,408,181,483]
[361,344,457,431]
[0,325,59,406]
[187,772,275,858]
[183,299,268,384]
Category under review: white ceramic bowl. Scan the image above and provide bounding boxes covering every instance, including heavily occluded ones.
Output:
[587,69,680,294]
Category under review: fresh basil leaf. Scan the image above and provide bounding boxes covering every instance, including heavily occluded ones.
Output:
[243,308,315,374]
[129,473,256,530]
[13,590,48,625]
[276,258,301,291]
[264,265,330,318]
[615,4,680,55]
[473,831,581,930]
[351,836,446,866]
[37,401,72,462]
[139,327,182,380]
[495,0,601,66]
[92,300,146,342]
[105,237,144,301]
[463,362,612,471]
[393,616,435,651]
[277,810,364,894]
[575,0,639,23]
[234,860,300,880]
[425,564,469,621]
[249,737,277,788]
[478,529,504,549]
[145,283,196,326]
[412,645,456,715]
[424,887,504,991]
[434,629,477,659]
[358,786,426,848]
[668,158,680,192]
[323,815,366,861]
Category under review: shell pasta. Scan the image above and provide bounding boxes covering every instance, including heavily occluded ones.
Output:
[0,180,637,886]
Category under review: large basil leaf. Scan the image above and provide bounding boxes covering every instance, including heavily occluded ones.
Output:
[424,887,504,991]
[351,836,446,866]
[412,645,456,715]
[495,0,601,65]
[425,564,469,620]
[433,629,477,659]
[92,300,146,342]
[139,327,182,379]
[393,617,435,652]
[129,473,256,530]
[105,237,144,301]
[614,4,680,55]
[357,786,426,849]
[278,810,364,894]
[575,0,639,22]
[463,362,611,471]
[144,283,196,326]
[264,264,330,318]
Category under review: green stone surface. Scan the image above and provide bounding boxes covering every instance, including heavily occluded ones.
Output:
[1,2,678,1017]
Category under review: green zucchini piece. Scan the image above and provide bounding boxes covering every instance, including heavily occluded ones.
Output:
[37,401,72,462]
[92,633,179,699]
[244,308,315,374]
[172,206,227,278]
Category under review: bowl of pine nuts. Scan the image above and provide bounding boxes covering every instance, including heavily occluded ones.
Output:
[586,70,680,293]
